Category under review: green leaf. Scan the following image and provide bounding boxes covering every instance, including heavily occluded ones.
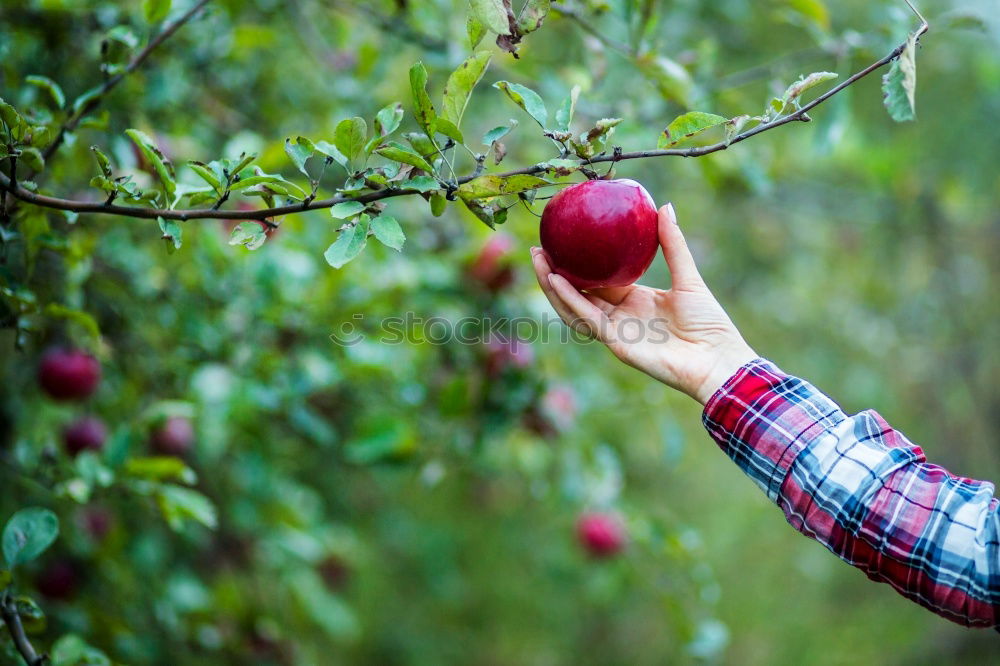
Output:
[463,199,497,229]
[25,75,65,108]
[882,33,918,122]
[143,0,171,23]
[404,132,437,159]
[229,170,306,198]
[18,147,45,173]
[91,146,113,178]
[315,140,349,169]
[125,457,196,484]
[657,112,727,148]
[441,51,492,129]
[483,121,516,145]
[125,128,175,198]
[539,158,580,176]
[44,303,101,341]
[325,214,370,268]
[334,117,368,167]
[467,15,487,49]
[517,0,550,33]
[375,102,404,136]
[51,634,111,666]
[636,54,693,106]
[2,507,58,568]
[555,85,580,132]
[229,221,267,250]
[371,215,405,251]
[288,569,360,640]
[724,114,753,145]
[285,136,314,177]
[781,71,838,107]
[469,0,510,34]
[432,118,464,144]
[375,141,435,173]
[400,175,439,193]
[330,201,366,219]
[458,174,550,200]
[493,81,547,128]
[430,192,447,216]
[188,161,221,193]
[786,0,830,31]
[158,217,182,251]
[409,62,437,135]
[156,485,218,531]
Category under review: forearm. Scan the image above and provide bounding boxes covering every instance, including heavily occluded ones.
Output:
[703,359,1000,629]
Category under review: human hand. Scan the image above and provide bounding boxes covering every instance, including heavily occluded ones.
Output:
[531,203,757,405]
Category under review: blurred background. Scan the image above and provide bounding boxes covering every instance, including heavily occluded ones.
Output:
[1,0,999,663]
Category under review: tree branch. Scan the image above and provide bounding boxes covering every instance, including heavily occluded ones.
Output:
[0,593,46,666]
[0,17,928,224]
[33,0,212,173]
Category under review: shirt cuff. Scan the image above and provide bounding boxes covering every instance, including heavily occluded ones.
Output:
[701,358,847,502]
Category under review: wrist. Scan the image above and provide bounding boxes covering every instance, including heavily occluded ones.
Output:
[692,343,758,405]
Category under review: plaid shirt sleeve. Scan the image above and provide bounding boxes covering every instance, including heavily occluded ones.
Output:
[702,358,1000,629]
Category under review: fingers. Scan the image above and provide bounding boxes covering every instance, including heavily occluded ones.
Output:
[530,248,596,336]
[547,273,614,343]
[657,203,703,289]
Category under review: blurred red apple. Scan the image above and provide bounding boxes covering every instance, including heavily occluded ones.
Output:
[540,179,658,289]
[576,512,626,558]
[79,506,113,542]
[38,348,101,401]
[485,335,534,376]
[468,232,516,292]
[63,416,108,457]
[524,385,578,438]
[35,559,81,600]
[150,416,195,456]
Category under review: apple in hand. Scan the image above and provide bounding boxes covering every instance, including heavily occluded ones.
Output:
[576,512,626,558]
[540,179,659,289]
[38,348,101,401]
[63,416,108,457]
[150,416,195,456]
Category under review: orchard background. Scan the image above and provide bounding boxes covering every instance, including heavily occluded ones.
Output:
[1,0,999,663]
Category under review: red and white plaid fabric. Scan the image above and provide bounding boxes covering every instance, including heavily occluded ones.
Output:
[703,359,1000,629]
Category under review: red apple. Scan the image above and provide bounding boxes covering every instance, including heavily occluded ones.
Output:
[468,233,516,292]
[540,179,659,289]
[576,512,626,558]
[150,416,195,456]
[63,416,108,457]
[38,348,101,401]
[524,385,578,438]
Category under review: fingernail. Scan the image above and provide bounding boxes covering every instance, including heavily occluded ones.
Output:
[547,274,558,287]
[667,202,677,225]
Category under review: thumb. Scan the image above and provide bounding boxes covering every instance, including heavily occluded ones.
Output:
[658,203,703,289]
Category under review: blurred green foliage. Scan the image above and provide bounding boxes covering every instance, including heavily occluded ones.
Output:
[1,0,999,663]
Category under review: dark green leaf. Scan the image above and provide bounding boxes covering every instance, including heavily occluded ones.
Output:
[18,147,44,173]
[409,63,437,135]
[2,507,59,568]
[516,0,550,33]
[325,214,370,268]
[493,81,547,128]
[125,128,175,198]
[188,161,221,193]
[432,118,464,144]
[51,634,111,666]
[404,132,437,158]
[430,192,447,216]
[400,175,439,193]
[483,121,516,145]
[371,215,405,251]
[91,145,113,178]
[25,75,65,108]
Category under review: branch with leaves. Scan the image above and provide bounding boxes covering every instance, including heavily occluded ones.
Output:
[0,0,927,269]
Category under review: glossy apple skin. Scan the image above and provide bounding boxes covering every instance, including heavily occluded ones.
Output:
[540,179,659,289]
[63,416,108,457]
[576,512,626,558]
[38,348,101,401]
[150,416,195,456]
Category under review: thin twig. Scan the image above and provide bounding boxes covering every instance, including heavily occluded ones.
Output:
[0,593,46,666]
[0,17,928,224]
[33,0,211,173]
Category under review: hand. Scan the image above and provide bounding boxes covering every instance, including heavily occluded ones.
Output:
[531,202,757,405]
